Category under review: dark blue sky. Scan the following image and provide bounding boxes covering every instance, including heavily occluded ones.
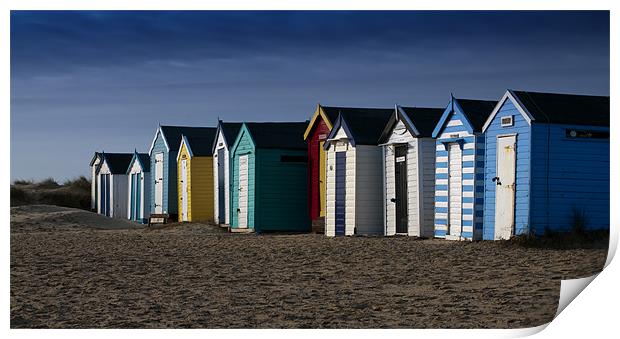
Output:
[11,11,609,181]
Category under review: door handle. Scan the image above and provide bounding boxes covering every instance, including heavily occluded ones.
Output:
[492,177,502,185]
[390,198,396,203]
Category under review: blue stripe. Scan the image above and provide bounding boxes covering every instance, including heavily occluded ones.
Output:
[434,229,447,237]
[475,222,483,230]
[462,173,474,180]
[463,149,475,156]
[436,150,448,157]
[462,220,473,227]
[436,173,448,179]
[436,185,448,191]
[462,197,474,203]
[461,231,473,239]
[463,185,474,192]
[436,196,448,202]
[462,209,473,215]
[435,207,448,213]
[436,162,448,168]
[435,219,447,225]
[463,161,475,167]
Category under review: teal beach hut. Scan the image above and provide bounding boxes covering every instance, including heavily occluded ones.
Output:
[230,122,310,233]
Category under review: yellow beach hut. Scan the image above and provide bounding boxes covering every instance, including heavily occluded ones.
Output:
[176,133,217,222]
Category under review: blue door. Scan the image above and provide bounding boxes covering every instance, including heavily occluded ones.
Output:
[101,174,111,217]
[335,152,346,236]
[135,173,141,221]
[217,148,226,224]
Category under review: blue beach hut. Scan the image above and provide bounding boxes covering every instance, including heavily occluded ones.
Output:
[432,96,497,240]
[481,90,610,239]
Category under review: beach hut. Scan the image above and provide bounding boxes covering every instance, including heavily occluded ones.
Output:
[89,152,102,212]
[229,122,309,233]
[97,152,133,219]
[148,125,217,219]
[377,105,444,237]
[212,121,243,225]
[177,131,218,223]
[432,96,497,241]
[323,108,393,236]
[126,151,151,223]
[481,90,609,240]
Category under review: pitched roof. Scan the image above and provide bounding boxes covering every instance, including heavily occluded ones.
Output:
[511,90,609,126]
[455,98,498,131]
[160,126,217,151]
[127,152,150,173]
[89,152,102,166]
[220,122,243,145]
[101,153,134,174]
[184,136,216,156]
[399,106,445,137]
[244,122,308,150]
[336,108,394,145]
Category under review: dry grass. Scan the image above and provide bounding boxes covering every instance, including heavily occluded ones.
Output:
[11,176,91,210]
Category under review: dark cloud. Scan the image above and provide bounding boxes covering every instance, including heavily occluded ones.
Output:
[10,11,610,180]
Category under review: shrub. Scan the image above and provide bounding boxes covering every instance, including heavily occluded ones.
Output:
[64,176,91,192]
[35,177,60,189]
[10,186,32,206]
[12,179,33,186]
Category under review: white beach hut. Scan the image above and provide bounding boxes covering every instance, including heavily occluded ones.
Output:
[378,105,444,237]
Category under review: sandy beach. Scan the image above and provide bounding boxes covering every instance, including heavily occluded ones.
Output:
[10,205,607,328]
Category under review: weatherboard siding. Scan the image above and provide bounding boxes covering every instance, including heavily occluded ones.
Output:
[150,133,171,215]
[325,141,356,236]
[354,145,383,235]
[230,129,256,230]
[307,117,331,221]
[434,111,484,240]
[483,99,532,240]
[213,130,231,225]
[255,149,309,232]
[529,123,609,235]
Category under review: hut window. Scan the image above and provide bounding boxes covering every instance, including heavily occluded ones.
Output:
[280,155,308,163]
[501,116,513,127]
[565,129,609,139]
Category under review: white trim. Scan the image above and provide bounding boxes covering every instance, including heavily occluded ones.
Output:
[176,135,194,162]
[481,90,534,132]
[148,126,170,155]
[396,105,420,137]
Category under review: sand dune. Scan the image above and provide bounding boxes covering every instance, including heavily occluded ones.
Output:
[10,205,607,328]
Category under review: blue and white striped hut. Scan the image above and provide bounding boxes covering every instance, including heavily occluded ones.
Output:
[481,90,609,240]
[431,96,497,240]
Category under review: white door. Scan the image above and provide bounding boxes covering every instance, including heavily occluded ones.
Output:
[448,143,462,237]
[495,136,517,240]
[154,153,164,214]
[237,155,249,228]
[181,159,189,222]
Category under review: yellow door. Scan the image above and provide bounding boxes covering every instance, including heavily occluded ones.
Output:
[319,141,326,217]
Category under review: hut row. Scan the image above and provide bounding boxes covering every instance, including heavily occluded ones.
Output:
[90,89,610,240]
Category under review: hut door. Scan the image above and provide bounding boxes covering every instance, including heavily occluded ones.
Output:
[130,173,136,220]
[217,148,226,224]
[238,155,249,228]
[154,153,164,214]
[319,141,326,217]
[394,145,408,234]
[335,152,346,236]
[181,159,189,222]
[102,174,111,217]
[494,136,516,240]
[447,143,462,237]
